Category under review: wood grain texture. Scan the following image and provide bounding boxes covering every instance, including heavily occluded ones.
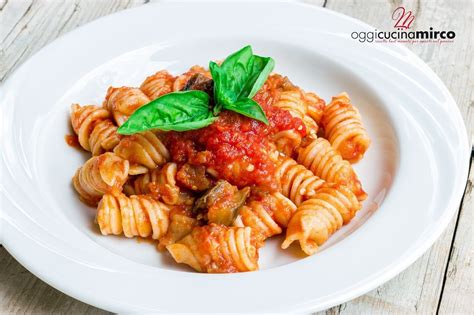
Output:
[0,247,110,314]
[0,0,472,314]
[438,158,473,314]
[0,0,147,82]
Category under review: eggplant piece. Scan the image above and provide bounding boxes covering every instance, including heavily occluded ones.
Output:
[193,180,229,212]
[182,73,214,100]
[193,180,250,226]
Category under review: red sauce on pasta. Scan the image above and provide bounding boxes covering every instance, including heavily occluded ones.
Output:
[194,224,240,273]
[65,134,80,149]
[165,82,306,189]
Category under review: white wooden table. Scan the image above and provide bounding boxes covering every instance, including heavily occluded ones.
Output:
[0,0,472,313]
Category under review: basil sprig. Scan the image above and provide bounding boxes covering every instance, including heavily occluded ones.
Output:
[117,45,274,135]
[209,45,273,124]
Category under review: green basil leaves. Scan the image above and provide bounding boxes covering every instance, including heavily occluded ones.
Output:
[118,91,217,135]
[209,45,273,124]
[117,45,274,135]
[223,98,269,124]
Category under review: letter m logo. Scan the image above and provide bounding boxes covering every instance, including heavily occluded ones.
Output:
[392,6,415,29]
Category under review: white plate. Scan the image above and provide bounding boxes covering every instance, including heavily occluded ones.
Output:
[0,1,469,313]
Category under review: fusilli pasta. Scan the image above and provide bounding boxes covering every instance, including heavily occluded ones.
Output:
[103,86,150,126]
[275,156,326,206]
[297,137,367,201]
[114,131,170,169]
[304,92,326,125]
[126,162,181,205]
[282,184,361,255]
[273,130,302,157]
[273,81,318,135]
[97,192,169,239]
[272,192,298,228]
[140,70,175,100]
[73,152,129,205]
[274,89,306,117]
[235,200,282,243]
[234,190,297,242]
[70,104,121,155]
[167,224,259,273]
[321,93,370,163]
[158,212,197,250]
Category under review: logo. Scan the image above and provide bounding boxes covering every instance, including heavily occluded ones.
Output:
[392,6,415,29]
[350,6,455,44]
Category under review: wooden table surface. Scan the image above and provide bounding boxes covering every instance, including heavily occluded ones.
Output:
[0,0,472,313]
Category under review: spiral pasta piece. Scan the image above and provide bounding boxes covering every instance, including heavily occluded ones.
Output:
[274,89,307,120]
[254,74,312,155]
[321,93,370,163]
[282,184,361,255]
[114,131,170,169]
[70,104,121,155]
[303,115,319,136]
[127,169,159,195]
[140,70,175,100]
[234,191,296,242]
[167,224,259,273]
[103,86,150,126]
[275,156,326,206]
[275,87,317,132]
[235,200,282,243]
[89,120,122,154]
[304,92,326,125]
[124,169,159,196]
[126,163,180,205]
[73,152,129,205]
[271,192,298,228]
[254,73,284,106]
[128,165,149,176]
[97,193,170,239]
[158,212,198,251]
[173,65,211,91]
[297,138,367,201]
[273,130,302,157]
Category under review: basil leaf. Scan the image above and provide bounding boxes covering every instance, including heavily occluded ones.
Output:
[209,61,226,115]
[243,55,275,98]
[117,91,217,134]
[219,45,254,102]
[209,46,273,125]
[210,46,275,105]
[223,98,269,124]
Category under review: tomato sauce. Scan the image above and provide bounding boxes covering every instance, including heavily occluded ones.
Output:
[65,134,80,149]
[194,224,240,273]
[164,80,306,189]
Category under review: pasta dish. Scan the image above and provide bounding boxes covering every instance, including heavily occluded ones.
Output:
[67,46,370,273]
